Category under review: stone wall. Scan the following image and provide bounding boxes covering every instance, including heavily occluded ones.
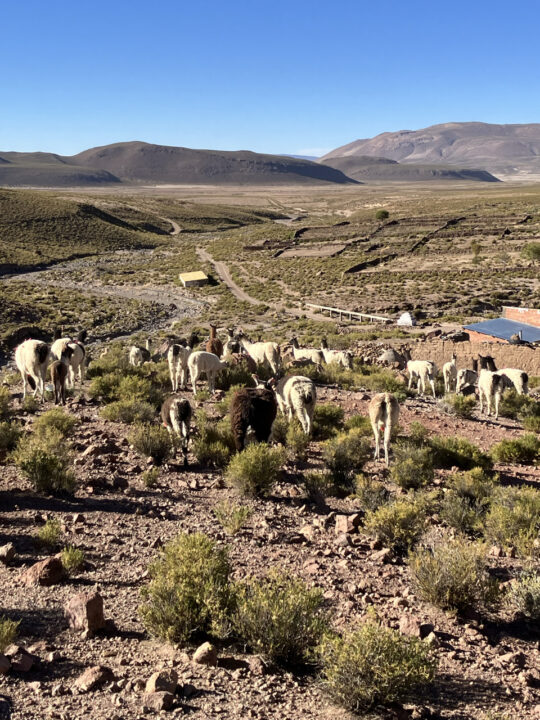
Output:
[410,339,539,375]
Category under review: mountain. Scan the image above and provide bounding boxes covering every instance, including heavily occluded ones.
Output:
[320,154,499,183]
[0,142,356,187]
[322,122,540,177]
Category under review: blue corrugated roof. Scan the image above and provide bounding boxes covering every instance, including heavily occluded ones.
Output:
[464,318,540,343]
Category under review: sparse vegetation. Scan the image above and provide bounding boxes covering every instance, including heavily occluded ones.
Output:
[431,435,493,471]
[61,545,85,573]
[14,429,75,493]
[317,621,436,712]
[490,433,539,465]
[323,429,371,493]
[36,517,63,548]
[363,497,427,553]
[213,500,252,535]
[484,486,540,556]
[34,408,77,438]
[234,570,327,665]
[390,443,434,490]
[312,404,344,440]
[128,424,172,465]
[0,616,20,653]
[440,468,495,535]
[507,571,540,620]
[441,393,476,419]
[101,399,156,424]
[226,444,285,497]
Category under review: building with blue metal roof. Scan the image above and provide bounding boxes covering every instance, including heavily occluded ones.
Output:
[464,317,540,344]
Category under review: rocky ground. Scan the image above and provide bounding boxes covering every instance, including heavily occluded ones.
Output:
[0,379,539,720]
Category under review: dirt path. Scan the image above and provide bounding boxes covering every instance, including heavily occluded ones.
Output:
[160,216,182,235]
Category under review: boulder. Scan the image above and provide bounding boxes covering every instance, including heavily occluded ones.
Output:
[145,669,178,694]
[0,542,15,564]
[21,557,65,586]
[142,691,174,711]
[0,654,11,675]
[75,665,114,692]
[399,615,434,639]
[4,645,34,672]
[192,642,218,666]
[64,591,105,634]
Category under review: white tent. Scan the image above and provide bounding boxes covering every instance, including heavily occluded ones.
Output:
[397,311,416,327]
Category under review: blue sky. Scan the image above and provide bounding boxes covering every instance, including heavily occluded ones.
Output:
[2,0,539,156]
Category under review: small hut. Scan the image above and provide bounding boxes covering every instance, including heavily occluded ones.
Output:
[179,271,209,288]
[397,311,416,327]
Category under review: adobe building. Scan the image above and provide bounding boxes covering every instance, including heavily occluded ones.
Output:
[464,306,540,344]
[179,271,209,288]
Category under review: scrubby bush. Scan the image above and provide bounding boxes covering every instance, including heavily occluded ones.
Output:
[14,429,75,493]
[317,621,436,713]
[440,468,495,535]
[36,517,63,548]
[375,209,390,221]
[128,424,172,465]
[390,443,434,490]
[117,375,162,407]
[88,371,124,402]
[431,435,493,471]
[285,420,310,462]
[484,486,540,555]
[87,345,131,377]
[507,571,540,620]
[441,393,476,419]
[61,545,85,573]
[269,413,289,445]
[409,421,430,446]
[313,404,344,440]
[0,421,22,453]
[303,471,335,504]
[193,413,235,468]
[226,444,285,497]
[360,371,407,398]
[234,570,327,665]
[141,467,160,488]
[216,365,255,391]
[34,408,77,438]
[213,500,252,535]
[363,497,427,553]
[344,414,372,435]
[0,616,19,652]
[498,390,538,420]
[140,533,233,644]
[0,387,11,421]
[101,399,156,424]
[491,434,539,465]
[409,535,494,613]
[354,474,388,511]
[323,429,371,494]
[21,396,38,414]
[524,415,540,433]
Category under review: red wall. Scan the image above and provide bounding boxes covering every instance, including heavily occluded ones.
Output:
[503,306,540,328]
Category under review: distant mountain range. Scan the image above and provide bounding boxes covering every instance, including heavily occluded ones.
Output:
[0,142,355,187]
[321,122,540,177]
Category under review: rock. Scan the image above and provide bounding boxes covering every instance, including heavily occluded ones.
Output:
[247,655,267,676]
[192,642,218,666]
[335,513,362,535]
[142,691,174,711]
[0,654,11,675]
[4,645,34,672]
[21,557,65,586]
[0,542,15,564]
[399,615,434,639]
[75,665,114,692]
[145,669,178,694]
[371,548,392,563]
[64,591,105,634]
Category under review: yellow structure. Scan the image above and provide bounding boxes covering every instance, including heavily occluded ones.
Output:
[179,271,209,288]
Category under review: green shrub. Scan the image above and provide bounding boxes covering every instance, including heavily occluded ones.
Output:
[87,345,131,377]
[88,371,124,402]
[34,408,77,438]
[409,421,430,446]
[390,443,434,490]
[431,435,493,471]
[440,468,494,535]
[354,474,388,511]
[409,535,493,613]
[61,545,85,573]
[507,571,540,620]
[140,533,233,644]
[215,365,256,391]
[101,399,156,424]
[141,467,160,488]
[0,387,11,421]
[498,390,538,420]
[270,413,289,445]
[312,404,344,440]
[234,570,327,665]
[375,209,390,220]
[484,486,540,555]
[524,415,540,433]
[363,497,427,553]
[0,616,20,653]
[213,500,252,535]
[193,413,235,468]
[14,429,75,493]
[22,396,39,414]
[317,621,436,713]
[360,371,407,398]
[117,375,162,407]
[303,471,335,504]
[344,414,372,435]
[226,444,285,497]
[441,393,476,419]
[323,429,371,493]
[286,420,310,462]
[36,517,63,547]
[128,424,172,465]
[0,421,22,452]
[491,434,539,465]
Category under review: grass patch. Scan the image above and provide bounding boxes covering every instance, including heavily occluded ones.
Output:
[213,500,252,535]
[36,517,63,548]
[61,545,85,574]
[101,399,156,424]
[0,616,20,653]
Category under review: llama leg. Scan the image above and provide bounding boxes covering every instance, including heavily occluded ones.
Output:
[21,373,27,400]
[384,424,391,467]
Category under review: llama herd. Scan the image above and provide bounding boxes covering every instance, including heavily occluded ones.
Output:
[11,326,532,470]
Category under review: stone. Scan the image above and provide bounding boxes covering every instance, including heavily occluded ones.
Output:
[399,615,434,639]
[335,513,362,535]
[247,656,267,676]
[64,591,105,634]
[371,548,392,563]
[192,642,218,666]
[142,691,174,711]
[21,557,65,586]
[0,654,11,675]
[75,665,114,692]
[0,542,15,564]
[5,645,34,672]
[145,669,178,694]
